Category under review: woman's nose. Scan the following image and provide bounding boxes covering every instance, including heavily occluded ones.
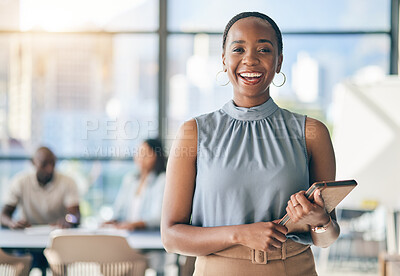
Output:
[242,50,259,66]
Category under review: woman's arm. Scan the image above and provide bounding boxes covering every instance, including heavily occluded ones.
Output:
[111,173,133,221]
[161,119,288,256]
[115,173,166,230]
[287,117,339,248]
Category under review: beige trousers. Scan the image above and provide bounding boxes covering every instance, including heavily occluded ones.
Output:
[193,240,317,276]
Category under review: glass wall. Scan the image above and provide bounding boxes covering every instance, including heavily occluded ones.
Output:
[0,0,159,222]
[166,0,391,135]
[168,0,390,32]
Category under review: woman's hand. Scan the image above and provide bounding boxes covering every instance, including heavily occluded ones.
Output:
[115,221,146,231]
[115,222,135,230]
[101,220,117,227]
[286,189,330,227]
[234,220,288,252]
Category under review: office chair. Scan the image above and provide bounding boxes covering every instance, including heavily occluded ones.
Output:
[44,234,148,276]
[0,248,32,276]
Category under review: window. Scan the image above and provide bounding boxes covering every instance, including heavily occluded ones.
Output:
[166,0,392,135]
[0,1,159,221]
[168,0,390,32]
[0,0,396,222]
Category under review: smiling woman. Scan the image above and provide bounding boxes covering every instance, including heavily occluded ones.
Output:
[222,16,283,107]
[162,11,339,275]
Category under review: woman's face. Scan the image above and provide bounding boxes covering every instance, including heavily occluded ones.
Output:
[223,17,283,102]
[134,142,157,173]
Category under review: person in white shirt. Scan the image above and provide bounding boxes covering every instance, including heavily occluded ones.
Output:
[1,146,80,229]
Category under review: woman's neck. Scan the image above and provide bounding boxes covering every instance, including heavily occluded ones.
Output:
[137,171,151,195]
[232,93,270,108]
[140,170,151,179]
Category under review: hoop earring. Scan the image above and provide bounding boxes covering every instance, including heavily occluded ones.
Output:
[216,70,230,86]
[272,72,286,87]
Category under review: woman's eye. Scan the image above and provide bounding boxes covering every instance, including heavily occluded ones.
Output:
[259,48,271,53]
[232,48,244,53]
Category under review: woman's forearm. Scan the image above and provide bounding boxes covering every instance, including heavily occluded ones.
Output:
[310,218,340,248]
[162,223,239,256]
[162,221,288,256]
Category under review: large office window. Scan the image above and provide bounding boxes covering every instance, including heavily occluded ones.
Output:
[168,0,390,32]
[0,0,396,221]
[0,0,159,221]
[166,0,392,135]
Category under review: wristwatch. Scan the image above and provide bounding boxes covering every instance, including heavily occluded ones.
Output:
[311,217,332,233]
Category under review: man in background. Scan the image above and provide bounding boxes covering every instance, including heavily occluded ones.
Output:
[1,146,80,229]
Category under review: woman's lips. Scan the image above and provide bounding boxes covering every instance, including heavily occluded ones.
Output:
[238,72,263,85]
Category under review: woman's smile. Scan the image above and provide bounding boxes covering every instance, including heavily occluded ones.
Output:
[237,71,264,85]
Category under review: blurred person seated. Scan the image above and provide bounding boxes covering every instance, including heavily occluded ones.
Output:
[1,146,80,229]
[105,138,166,231]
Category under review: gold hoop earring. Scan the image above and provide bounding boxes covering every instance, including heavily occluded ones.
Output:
[216,70,230,86]
[272,72,286,87]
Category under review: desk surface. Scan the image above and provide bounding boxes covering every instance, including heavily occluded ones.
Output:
[0,228,164,250]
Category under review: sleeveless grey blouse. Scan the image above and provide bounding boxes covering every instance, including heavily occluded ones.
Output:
[192,98,312,244]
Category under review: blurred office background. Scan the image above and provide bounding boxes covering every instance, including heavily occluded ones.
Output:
[0,0,399,275]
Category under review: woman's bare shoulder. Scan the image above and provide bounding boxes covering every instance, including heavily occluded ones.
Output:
[305,117,333,158]
[305,117,330,142]
[169,119,198,160]
[176,119,197,140]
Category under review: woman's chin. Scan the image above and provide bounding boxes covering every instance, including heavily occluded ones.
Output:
[234,87,270,99]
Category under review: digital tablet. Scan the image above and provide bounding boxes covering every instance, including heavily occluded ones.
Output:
[278,179,357,233]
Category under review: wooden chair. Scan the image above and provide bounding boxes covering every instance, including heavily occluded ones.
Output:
[0,248,32,276]
[44,234,148,276]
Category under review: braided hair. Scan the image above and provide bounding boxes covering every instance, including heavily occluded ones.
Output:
[222,12,283,55]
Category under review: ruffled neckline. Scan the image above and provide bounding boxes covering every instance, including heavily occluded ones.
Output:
[222,98,279,121]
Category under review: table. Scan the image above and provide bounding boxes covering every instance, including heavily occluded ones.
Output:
[0,227,164,275]
[0,227,164,250]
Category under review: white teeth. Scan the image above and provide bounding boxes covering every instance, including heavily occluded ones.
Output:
[240,72,262,78]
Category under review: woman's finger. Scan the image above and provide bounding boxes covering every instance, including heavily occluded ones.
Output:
[290,194,300,208]
[287,202,300,222]
[313,189,325,208]
[296,192,312,208]
[269,237,284,249]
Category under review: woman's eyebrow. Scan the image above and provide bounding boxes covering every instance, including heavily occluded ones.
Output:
[230,40,245,46]
[230,39,274,46]
[258,39,273,46]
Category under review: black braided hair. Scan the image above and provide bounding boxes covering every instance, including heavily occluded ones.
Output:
[222,12,283,55]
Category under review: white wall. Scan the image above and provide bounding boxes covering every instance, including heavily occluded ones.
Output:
[332,76,400,209]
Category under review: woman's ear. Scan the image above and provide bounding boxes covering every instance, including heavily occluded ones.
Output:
[276,54,283,73]
[222,53,227,72]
